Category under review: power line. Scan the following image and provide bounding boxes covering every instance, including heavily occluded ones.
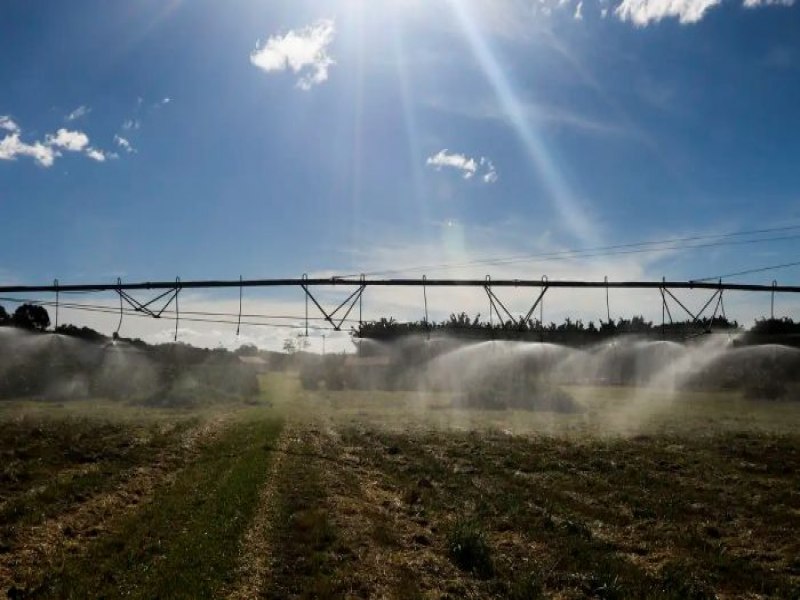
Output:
[337,225,800,277]
[690,259,800,283]
[0,297,341,322]
[0,296,341,332]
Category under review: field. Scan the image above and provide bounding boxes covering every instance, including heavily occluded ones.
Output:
[2,375,800,598]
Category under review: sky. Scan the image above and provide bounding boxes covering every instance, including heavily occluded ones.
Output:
[2,0,800,351]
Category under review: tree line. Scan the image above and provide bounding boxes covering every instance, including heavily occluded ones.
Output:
[353,312,741,345]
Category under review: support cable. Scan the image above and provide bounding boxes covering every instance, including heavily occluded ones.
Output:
[772,280,777,319]
[54,279,59,331]
[485,287,518,326]
[540,275,547,341]
[521,286,548,330]
[359,273,365,330]
[422,274,429,338]
[174,277,181,342]
[486,276,492,327]
[662,288,700,322]
[115,278,124,337]
[303,273,309,337]
[236,275,243,336]
[709,280,724,326]
[333,286,366,331]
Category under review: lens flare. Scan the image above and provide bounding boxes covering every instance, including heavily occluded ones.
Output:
[445,0,600,246]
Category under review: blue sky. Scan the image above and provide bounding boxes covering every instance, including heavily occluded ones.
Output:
[2,0,800,349]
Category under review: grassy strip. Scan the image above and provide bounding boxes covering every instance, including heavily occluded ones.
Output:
[263,434,343,600]
[30,416,282,599]
[0,418,195,539]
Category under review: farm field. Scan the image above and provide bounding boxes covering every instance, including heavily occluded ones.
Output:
[2,374,800,599]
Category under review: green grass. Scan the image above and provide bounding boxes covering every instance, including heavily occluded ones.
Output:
[0,416,194,538]
[30,415,283,599]
[262,433,343,600]
[447,518,494,578]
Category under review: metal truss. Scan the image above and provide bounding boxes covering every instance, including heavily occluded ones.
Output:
[3,276,796,339]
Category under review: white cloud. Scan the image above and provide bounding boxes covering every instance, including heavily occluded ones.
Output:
[250,19,336,90]
[122,119,140,131]
[0,133,56,167]
[0,116,19,133]
[744,0,794,6]
[162,97,171,104]
[0,121,110,168]
[426,150,498,183]
[480,157,499,183]
[85,147,107,162]
[65,105,91,121]
[574,1,584,19]
[114,134,135,153]
[427,149,478,179]
[615,0,720,24]
[46,128,89,152]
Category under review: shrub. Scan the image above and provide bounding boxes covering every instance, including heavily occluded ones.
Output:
[447,518,494,578]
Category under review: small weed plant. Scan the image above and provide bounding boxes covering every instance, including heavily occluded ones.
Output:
[447,517,494,579]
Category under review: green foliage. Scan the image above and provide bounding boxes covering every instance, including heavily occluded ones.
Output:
[751,317,800,335]
[34,418,284,599]
[12,304,50,331]
[354,313,739,344]
[447,518,494,579]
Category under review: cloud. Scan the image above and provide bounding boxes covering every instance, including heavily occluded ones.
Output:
[250,19,336,90]
[122,119,140,131]
[574,1,584,19]
[0,121,111,168]
[46,128,89,152]
[480,158,499,183]
[0,116,19,133]
[427,149,478,179]
[0,133,56,167]
[114,134,135,153]
[615,0,721,24]
[743,0,794,6]
[85,147,107,162]
[615,0,793,24]
[426,150,498,183]
[65,105,91,121]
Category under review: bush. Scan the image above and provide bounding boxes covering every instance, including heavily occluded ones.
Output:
[447,518,494,578]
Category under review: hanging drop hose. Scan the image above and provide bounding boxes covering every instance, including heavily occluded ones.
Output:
[115,277,123,338]
[53,278,59,331]
[303,273,309,337]
[236,275,243,336]
[174,277,181,342]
